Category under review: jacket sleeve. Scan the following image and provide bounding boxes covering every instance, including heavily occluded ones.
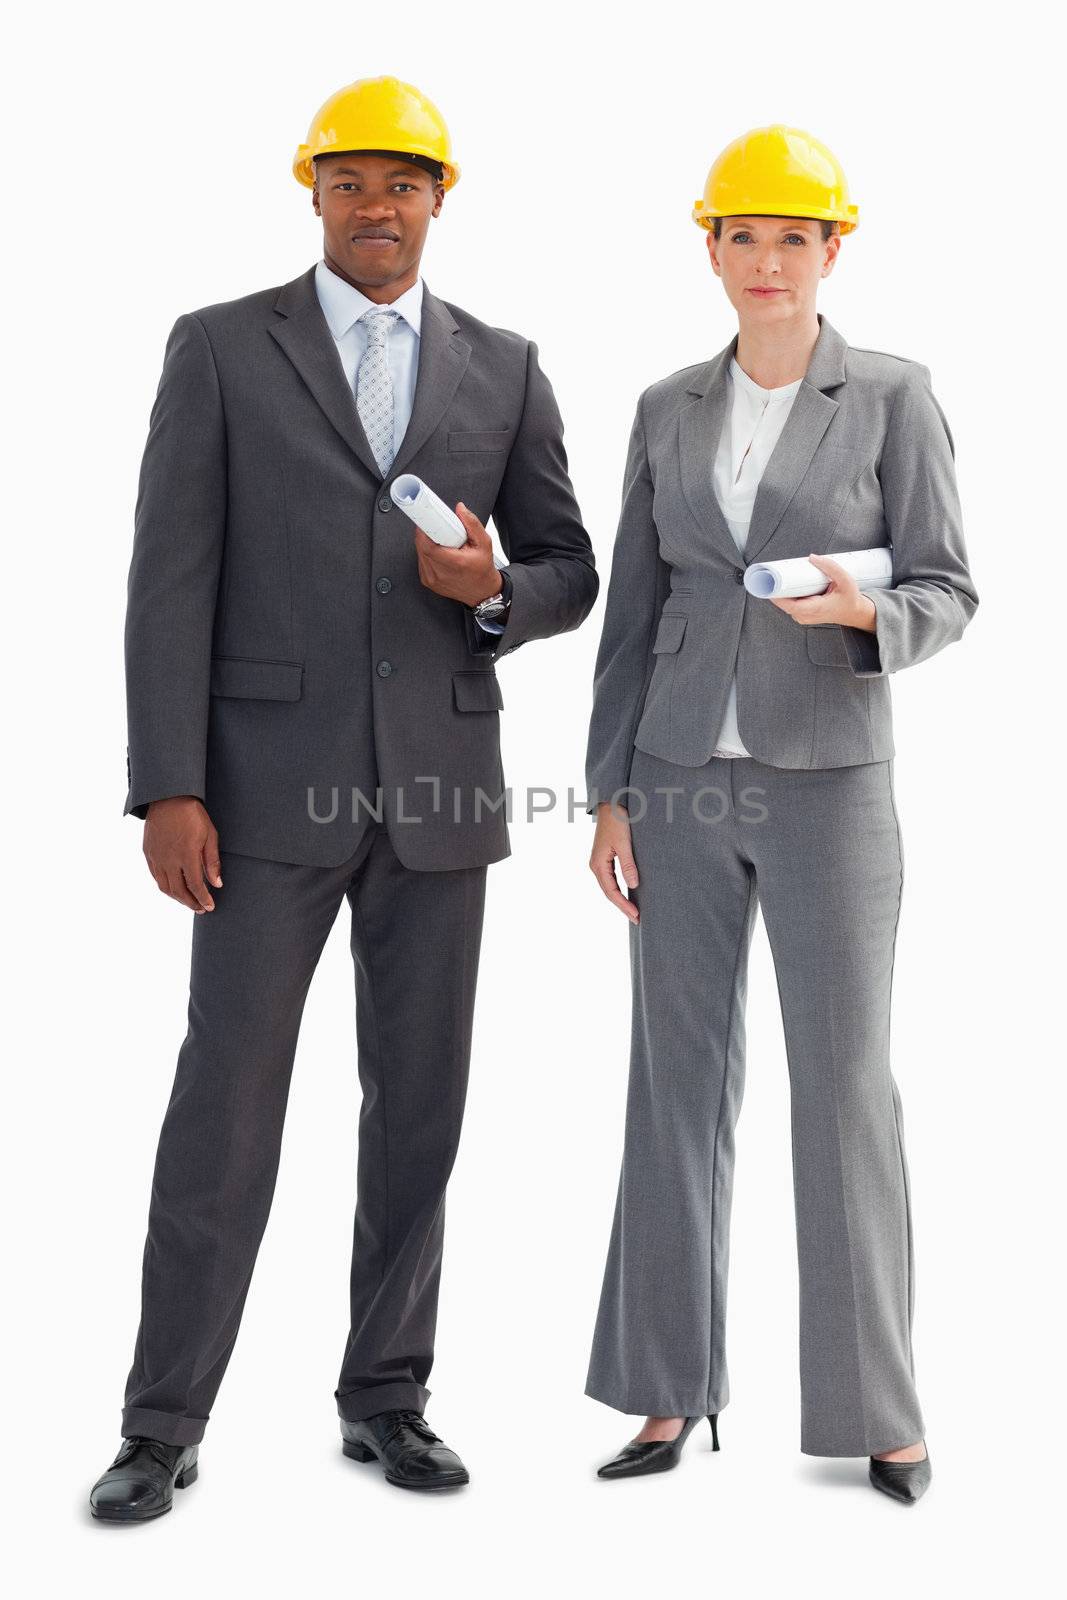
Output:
[839,363,979,677]
[463,339,598,659]
[123,313,227,819]
[584,391,673,813]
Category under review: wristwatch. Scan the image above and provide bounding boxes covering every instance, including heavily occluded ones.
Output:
[472,590,508,623]
[471,568,512,624]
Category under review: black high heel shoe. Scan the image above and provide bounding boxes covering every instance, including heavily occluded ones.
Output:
[597,1413,720,1480]
[868,1443,932,1504]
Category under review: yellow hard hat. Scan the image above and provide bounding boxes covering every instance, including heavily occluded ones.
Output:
[693,125,858,233]
[293,75,460,191]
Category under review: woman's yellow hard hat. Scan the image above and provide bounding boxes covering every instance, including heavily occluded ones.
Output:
[693,125,858,233]
[293,76,460,190]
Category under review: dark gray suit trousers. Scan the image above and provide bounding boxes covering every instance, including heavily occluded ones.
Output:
[122,821,486,1446]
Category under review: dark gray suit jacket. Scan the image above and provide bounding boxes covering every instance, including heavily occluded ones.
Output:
[124,264,597,870]
[585,316,979,808]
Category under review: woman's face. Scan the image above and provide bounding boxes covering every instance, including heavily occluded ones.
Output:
[707,216,840,324]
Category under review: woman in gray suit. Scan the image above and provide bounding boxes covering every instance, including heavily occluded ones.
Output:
[584,126,979,1504]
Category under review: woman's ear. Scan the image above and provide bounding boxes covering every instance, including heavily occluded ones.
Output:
[821,233,842,279]
[706,230,723,278]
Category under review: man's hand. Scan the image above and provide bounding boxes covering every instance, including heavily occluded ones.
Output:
[589,801,640,924]
[143,796,223,913]
[413,502,502,608]
[771,553,877,632]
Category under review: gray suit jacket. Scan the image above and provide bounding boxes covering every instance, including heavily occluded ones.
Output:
[124,264,597,870]
[585,316,979,807]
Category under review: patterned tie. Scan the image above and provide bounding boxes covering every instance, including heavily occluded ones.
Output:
[355,306,401,476]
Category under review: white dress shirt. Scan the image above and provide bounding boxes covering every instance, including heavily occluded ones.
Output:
[314,257,423,461]
[710,357,803,757]
[313,258,506,634]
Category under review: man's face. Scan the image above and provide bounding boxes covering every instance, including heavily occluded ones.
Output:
[312,151,444,292]
[706,215,840,322]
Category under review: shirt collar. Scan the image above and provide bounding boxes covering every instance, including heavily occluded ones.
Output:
[729,356,802,405]
[315,258,424,339]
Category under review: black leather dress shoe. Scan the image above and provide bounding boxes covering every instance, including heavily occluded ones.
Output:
[89,1437,199,1522]
[341,1409,469,1491]
[869,1446,932,1504]
[597,1413,720,1480]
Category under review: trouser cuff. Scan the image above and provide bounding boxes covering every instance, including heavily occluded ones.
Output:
[121,1405,208,1446]
[584,1382,729,1419]
[801,1421,927,1458]
[336,1381,431,1422]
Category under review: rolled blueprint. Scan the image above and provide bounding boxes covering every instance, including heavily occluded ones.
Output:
[391,473,466,546]
[743,545,892,599]
[390,474,507,569]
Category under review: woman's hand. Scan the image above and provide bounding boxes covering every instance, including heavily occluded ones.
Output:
[771,553,877,632]
[590,802,640,923]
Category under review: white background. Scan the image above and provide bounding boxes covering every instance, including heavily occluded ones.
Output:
[5,1,1063,1593]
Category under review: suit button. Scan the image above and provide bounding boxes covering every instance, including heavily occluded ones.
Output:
[376,577,392,595]
[735,567,745,584]
[378,495,392,513]
[376,660,393,678]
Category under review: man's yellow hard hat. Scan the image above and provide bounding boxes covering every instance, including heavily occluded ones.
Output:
[693,125,858,233]
[293,76,460,190]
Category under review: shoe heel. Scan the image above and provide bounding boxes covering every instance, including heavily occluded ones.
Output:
[175,1463,198,1489]
[708,1414,720,1452]
[342,1439,376,1463]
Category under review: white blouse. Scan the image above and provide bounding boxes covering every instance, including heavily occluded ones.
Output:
[710,358,803,757]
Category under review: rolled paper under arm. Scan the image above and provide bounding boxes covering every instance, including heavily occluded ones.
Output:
[743,545,893,599]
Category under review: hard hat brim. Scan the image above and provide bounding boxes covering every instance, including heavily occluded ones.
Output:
[692,201,858,233]
[293,144,460,190]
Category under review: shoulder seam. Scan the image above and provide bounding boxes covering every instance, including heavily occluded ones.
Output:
[641,360,710,406]
[185,312,224,394]
[437,296,527,343]
[649,358,709,389]
[846,345,923,367]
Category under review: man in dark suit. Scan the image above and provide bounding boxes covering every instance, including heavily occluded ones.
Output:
[90,75,597,1520]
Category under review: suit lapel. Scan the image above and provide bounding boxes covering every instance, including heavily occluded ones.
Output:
[270,264,381,480]
[269,268,472,484]
[388,286,471,478]
[678,343,741,567]
[678,314,848,565]
[740,315,848,563]
[741,384,840,563]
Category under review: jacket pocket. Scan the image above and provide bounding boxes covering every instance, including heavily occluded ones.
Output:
[804,625,851,667]
[448,429,511,452]
[210,656,304,700]
[652,614,688,654]
[453,669,504,711]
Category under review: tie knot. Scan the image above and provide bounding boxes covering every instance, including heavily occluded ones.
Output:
[360,306,400,343]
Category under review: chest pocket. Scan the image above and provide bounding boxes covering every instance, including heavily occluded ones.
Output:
[448,429,511,452]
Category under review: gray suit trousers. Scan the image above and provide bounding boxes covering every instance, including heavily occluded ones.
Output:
[585,748,924,1456]
[122,822,487,1446]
